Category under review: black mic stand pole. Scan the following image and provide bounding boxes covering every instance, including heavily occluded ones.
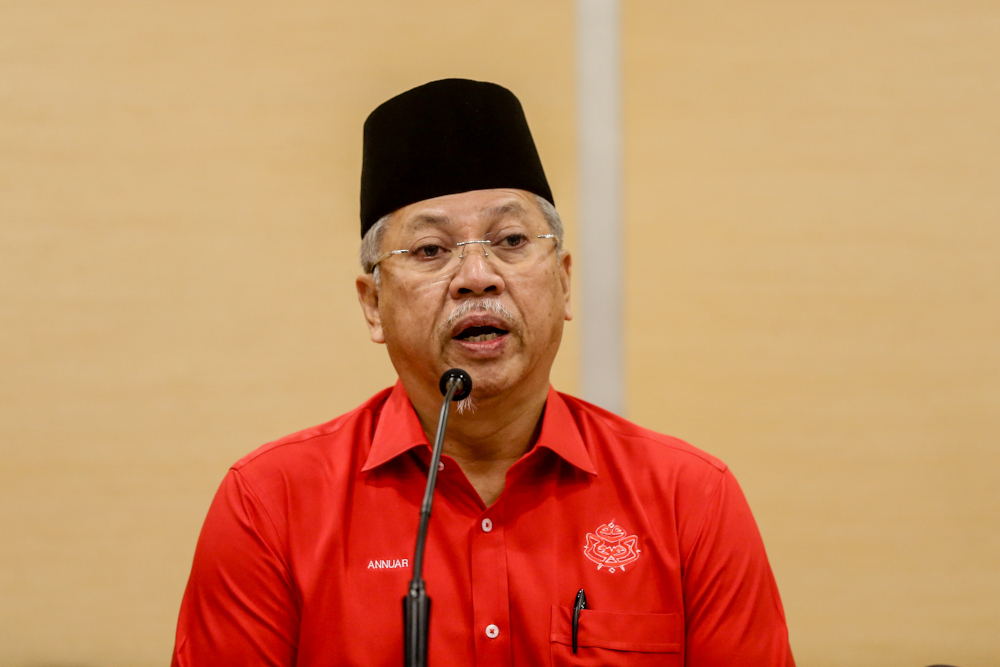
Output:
[403,368,472,667]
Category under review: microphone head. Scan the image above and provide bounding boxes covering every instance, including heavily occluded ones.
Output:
[439,368,472,401]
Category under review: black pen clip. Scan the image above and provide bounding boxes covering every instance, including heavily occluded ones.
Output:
[572,587,587,654]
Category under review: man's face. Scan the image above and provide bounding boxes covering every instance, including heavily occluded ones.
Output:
[356,188,572,402]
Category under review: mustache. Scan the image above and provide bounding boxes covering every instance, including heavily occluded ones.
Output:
[441,298,517,336]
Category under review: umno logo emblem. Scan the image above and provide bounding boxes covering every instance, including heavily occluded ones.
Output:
[583,521,641,573]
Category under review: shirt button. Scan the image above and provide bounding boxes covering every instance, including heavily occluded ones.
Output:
[485,624,499,639]
[481,518,493,533]
[437,461,445,472]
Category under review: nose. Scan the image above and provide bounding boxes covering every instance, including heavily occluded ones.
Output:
[449,242,506,298]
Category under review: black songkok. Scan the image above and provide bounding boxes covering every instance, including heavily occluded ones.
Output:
[359,78,553,237]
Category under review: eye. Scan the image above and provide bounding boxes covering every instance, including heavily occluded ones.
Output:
[495,233,528,249]
[413,244,447,259]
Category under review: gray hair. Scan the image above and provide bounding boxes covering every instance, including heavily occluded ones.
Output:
[358,195,565,282]
[359,212,392,275]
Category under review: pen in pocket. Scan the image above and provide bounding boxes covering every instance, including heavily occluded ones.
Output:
[572,587,587,654]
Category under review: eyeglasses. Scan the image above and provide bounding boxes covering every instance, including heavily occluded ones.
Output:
[371,229,559,278]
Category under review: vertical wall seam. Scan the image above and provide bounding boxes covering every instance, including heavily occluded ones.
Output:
[575,0,624,414]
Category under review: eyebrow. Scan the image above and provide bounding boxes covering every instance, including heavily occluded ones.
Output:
[400,201,531,231]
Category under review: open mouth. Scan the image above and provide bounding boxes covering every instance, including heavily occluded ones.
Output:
[454,325,509,342]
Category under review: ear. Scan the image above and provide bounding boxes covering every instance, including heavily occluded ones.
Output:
[356,273,385,344]
[559,251,573,321]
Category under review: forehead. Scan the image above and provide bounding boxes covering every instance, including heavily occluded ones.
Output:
[389,188,543,235]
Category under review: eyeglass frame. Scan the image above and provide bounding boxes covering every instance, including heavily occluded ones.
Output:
[370,233,559,271]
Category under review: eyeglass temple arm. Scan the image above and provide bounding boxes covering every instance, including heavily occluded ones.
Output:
[370,248,408,270]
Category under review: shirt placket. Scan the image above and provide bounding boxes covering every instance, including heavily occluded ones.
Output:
[469,500,511,667]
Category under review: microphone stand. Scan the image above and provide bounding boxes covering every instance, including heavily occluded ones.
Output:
[403,368,471,667]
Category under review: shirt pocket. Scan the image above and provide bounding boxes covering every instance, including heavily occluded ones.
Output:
[549,605,683,667]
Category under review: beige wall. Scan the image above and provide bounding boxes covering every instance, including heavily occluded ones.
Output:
[1,1,996,666]
[624,2,1000,666]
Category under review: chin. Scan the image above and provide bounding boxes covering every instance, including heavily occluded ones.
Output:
[464,366,521,400]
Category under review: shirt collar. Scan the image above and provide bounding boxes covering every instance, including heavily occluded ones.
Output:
[362,380,429,472]
[361,381,597,476]
[534,385,597,475]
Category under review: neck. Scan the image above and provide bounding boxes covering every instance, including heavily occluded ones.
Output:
[404,374,550,506]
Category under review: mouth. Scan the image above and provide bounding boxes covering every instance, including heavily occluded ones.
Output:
[453,325,509,342]
[447,312,513,358]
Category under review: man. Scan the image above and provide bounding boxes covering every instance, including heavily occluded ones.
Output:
[173,78,795,666]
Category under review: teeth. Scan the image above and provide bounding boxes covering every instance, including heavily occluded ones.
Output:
[466,332,499,342]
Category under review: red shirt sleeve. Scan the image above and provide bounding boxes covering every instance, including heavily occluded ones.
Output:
[172,469,299,667]
[681,468,795,667]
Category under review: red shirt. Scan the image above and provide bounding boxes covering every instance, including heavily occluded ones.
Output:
[173,382,794,666]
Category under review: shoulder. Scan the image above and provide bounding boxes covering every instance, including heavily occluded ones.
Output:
[230,386,394,485]
[557,391,728,476]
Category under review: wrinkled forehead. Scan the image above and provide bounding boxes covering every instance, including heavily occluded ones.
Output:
[389,192,545,239]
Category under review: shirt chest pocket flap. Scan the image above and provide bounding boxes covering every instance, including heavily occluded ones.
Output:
[550,605,682,666]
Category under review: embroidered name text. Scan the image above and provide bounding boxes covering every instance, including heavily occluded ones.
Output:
[367,558,409,570]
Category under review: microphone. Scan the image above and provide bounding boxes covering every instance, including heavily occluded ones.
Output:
[403,368,472,667]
